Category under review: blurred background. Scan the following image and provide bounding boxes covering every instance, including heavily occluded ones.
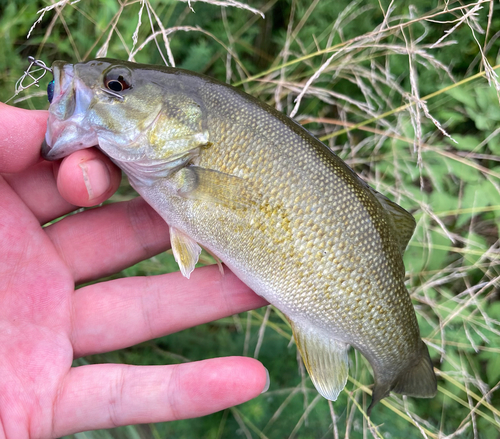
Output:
[1,0,500,437]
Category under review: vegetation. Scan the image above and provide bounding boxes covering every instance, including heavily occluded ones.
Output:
[1,0,500,437]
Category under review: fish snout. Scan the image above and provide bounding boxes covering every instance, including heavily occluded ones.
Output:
[42,114,99,161]
[42,63,98,161]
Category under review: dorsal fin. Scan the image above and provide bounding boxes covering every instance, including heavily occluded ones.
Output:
[368,187,416,254]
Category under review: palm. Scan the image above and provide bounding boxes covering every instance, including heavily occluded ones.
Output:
[0,103,268,438]
[0,176,72,436]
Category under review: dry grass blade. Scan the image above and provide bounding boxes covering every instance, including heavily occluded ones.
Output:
[180,0,265,18]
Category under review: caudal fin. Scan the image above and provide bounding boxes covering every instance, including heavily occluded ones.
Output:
[367,341,437,416]
[392,341,437,397]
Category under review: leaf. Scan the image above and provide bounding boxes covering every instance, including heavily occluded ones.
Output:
[430,190,457,213]
[488,302,500,319]
[427,229,453,271]
[405,223,451,273]
[488,135,500,155]
[481,180,500,214]
[449,134,480,152]
[179,41,214,72]
[462,232,487,266]
[437,110,467,125]
[485,352,500,383]
[471,113,494,131]
[475,87,500,118]
[445,86,478,111]
[456,180,494,227]
[447,160,480,183]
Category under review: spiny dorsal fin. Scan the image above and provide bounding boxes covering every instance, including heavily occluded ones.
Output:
[289,319,349,401]
[170,226,202,279]
[174,166,259,210]
[369,187,416,254]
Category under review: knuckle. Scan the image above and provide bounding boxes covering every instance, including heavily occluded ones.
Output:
[126,198,168,257]
[107,367,127,427]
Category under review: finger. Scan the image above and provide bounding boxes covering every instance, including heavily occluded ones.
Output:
[52,357,268,437]
[5,148,122,222]
[71,265,268,357]
[2,161,75,224]
[45,197,170,284]
[0,103,48,173]
[1,100,121,217]
[56,148,122,207]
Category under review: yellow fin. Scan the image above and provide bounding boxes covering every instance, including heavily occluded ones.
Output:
[170,226,202,279]
[174,166,259,209]
[290,320,349,401]
[369,187,416,254]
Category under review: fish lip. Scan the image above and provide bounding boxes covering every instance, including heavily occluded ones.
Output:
[42,113,97,160]
[41,136,97,161]
[42,61,98,161]
[40,139,54,160]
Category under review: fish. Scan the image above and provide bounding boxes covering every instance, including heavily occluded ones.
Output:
[41,58,437,414]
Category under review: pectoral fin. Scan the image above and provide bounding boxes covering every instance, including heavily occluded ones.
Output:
[173,166,259,209]
[170,226,202,279]
[289,320,349,401]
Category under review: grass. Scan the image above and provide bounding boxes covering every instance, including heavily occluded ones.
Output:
[1,0,500,437]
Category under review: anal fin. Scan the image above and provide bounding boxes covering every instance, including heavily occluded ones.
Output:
[289,320,349,401]
[170,226,202,279]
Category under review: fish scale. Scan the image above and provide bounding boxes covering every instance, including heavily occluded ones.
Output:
[199,85,403,335]
[42,58,437,414]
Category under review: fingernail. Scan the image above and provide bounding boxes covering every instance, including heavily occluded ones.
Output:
[261,367,270,394]
[79,159,110,200]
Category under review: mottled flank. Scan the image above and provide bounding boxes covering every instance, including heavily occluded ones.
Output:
[42,59,437,413]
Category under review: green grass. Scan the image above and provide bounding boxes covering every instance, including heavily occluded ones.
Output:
[2,0,500,437]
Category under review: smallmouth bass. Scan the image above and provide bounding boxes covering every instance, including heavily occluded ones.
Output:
[41,59,437,414]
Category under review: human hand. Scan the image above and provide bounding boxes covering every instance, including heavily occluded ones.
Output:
[0,102,268,438]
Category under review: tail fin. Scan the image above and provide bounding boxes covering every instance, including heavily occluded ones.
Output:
[392,341,437,397]
[367,341,437,416]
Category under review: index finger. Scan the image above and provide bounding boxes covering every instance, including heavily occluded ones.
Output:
[0,103,48,173]
[0,102,122,215]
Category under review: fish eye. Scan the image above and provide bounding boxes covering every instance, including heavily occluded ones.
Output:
[47,80,55,103]
[105,77,130,92]
[101,66,133,100]
[106,79,126,92]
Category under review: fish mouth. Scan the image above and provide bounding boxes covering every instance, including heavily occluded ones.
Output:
[41,138,59,159]
[42,61,98,161]
[41,136,95,161]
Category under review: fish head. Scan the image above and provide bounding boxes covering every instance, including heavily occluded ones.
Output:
[42,59,209,183]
